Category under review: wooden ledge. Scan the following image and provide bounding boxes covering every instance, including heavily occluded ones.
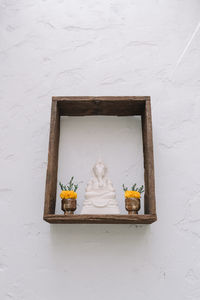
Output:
[44,214,157,224]
[52,96,151,101]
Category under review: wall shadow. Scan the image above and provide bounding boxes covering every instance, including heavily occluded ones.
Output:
[49,223,152,262]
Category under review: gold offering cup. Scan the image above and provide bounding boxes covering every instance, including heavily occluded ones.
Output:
[62,198,77,215]
[125,197,140,215]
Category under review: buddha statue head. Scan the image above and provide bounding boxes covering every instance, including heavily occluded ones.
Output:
[93,159,107,187]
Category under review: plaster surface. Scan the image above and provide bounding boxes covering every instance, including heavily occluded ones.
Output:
[1,1,200,299]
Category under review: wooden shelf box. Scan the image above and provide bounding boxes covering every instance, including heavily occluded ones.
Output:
[43,97,157,224]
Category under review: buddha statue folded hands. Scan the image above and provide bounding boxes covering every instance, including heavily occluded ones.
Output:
[81,159,120,214]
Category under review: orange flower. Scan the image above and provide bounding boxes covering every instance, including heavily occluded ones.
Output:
[60,190,77,199]
[125,190,141,199]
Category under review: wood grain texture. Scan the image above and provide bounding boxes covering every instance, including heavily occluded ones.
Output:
[43,96,157,224]
[53,96,150,101]
[44,100,60,215]
[142,100,156,215]
[53,96,148,116]
[44,214,157,224]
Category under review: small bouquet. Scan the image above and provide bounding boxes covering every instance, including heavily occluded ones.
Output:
[123,183,144,199]
[59,177,79,215]
[122,183,144,215]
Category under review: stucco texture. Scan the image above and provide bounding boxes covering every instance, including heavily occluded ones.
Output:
[1,1,200,299]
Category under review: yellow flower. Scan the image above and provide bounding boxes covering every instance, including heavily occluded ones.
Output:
[125,190,141,199]
[60,190,77,199]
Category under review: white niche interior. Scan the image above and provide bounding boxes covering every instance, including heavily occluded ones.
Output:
[56,116,144,214]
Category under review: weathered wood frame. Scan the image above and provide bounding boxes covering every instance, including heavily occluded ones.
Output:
[43,97,157,224]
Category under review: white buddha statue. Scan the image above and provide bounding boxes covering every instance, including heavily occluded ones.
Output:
[81,159,120,214]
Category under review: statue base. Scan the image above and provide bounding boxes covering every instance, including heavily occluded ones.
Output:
[81,206,120,214]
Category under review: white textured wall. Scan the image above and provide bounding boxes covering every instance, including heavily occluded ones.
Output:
[1,1,200,299]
